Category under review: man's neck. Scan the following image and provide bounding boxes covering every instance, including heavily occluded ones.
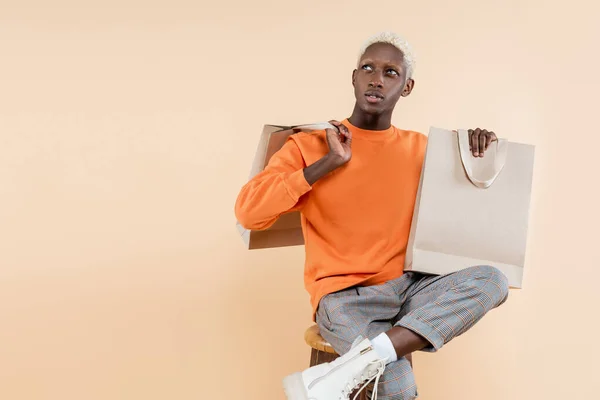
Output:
[348,106,393,131]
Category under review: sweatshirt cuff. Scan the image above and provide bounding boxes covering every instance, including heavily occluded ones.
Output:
[283,169,312,201]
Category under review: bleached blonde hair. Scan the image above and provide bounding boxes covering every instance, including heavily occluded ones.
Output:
[358,31,416,79]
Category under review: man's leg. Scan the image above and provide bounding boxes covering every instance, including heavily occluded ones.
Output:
[284,266,508,400]
[385,265,510,359]
[316,277,420,400]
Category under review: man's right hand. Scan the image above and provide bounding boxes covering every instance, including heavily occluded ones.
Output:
[302,120,353,186]
[325,120,352,167]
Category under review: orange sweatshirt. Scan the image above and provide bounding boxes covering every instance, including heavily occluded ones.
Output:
[235,119,428,320]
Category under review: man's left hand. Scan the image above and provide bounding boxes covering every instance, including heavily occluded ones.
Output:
[468,128,497,158]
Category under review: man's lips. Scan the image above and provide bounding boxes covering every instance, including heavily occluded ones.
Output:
[365,91,384,103]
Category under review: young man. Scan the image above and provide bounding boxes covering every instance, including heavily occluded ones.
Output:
[235,32,509,400]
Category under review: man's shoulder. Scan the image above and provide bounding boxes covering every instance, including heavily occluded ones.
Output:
[288,129,327,147]
[285,129,329,158]
[394,127,427,140]
[393,127,428,149]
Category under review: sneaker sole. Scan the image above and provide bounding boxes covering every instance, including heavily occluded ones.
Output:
[282,372,309,400]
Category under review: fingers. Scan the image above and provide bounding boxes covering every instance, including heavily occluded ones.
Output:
[328,120,342,135]
[325,127,338,140]
[325,128,339,149]
[485,132,493,150]
[470,128,480,157]
[338,123,352,145]
[327,120,342,137]
[486,131,497,149]
[469,128,497,157]
[479,133,486,157]
[328,120,351,144]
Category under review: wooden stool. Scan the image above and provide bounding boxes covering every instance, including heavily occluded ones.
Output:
[304,325,370,400]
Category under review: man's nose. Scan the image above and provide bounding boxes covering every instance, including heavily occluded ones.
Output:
[369,71,384,89]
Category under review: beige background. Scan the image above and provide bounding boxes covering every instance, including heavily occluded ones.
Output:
[1,1,598,399]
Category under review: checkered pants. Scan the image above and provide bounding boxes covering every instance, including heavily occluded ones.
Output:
[316,265,510,399]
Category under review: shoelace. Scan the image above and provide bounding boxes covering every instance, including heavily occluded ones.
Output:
[339,359,387,400]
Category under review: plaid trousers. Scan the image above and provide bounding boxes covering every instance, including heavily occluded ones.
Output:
[316,265,510,400]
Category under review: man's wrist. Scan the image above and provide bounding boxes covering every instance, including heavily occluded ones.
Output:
[303,154,342,185]
[322,153,343,171]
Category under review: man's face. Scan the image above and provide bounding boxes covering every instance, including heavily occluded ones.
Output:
[352,42,414,115]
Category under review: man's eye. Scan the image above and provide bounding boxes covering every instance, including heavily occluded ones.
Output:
[361,65,373,71]
[387,69,399,76]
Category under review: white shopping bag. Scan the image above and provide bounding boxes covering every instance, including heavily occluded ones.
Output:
[236,122,334,250]
[404,127,535,288]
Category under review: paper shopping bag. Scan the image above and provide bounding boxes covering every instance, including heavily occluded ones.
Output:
[404,127,535,288]
[236,121,334,250]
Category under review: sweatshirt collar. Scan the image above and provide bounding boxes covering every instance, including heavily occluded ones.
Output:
[342,118,396,141]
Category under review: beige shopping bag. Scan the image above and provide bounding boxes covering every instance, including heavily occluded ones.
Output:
[236,122,334,250]
[404,127,535,288]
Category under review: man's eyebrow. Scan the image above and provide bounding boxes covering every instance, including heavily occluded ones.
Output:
[360,58,404,69]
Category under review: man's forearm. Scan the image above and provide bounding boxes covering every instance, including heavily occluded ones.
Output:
[303,155,341,186]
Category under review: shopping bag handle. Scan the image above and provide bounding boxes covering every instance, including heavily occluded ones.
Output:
[457,129,509,189]
[291,122,336,133]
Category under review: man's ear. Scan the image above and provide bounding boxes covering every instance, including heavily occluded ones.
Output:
[401,78,415,97]
[352,69,357,87]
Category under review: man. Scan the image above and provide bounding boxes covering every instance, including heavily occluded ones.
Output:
[235,31,509,400]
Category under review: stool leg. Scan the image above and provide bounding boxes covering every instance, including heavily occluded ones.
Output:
[310,348,338,367]
[354,383,372,400]
[310,348,319,367]
[364,384,372,400]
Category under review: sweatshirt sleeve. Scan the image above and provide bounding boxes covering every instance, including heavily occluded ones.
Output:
[234,137,312,230]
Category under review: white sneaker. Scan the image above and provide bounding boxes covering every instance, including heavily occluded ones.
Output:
[283,337,387,400]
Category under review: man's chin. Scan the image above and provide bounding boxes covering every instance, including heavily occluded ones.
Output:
[360,103,386,115]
